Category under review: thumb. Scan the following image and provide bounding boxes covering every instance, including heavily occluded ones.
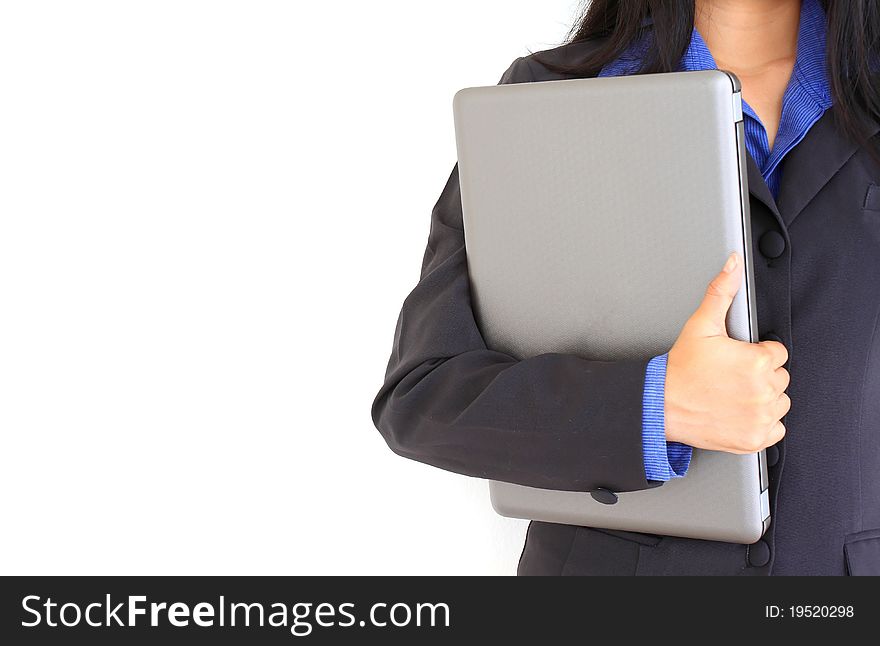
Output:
[686,252,743,338]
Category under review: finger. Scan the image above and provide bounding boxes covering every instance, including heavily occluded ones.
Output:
[689,252,743,337]
[758,340,789,368]
[771,366,791,394]
[773,392,792,420]
[767,420,786,446]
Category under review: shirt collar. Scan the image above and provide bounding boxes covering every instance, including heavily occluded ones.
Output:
[599,0,832,111]
[789,0,832,109]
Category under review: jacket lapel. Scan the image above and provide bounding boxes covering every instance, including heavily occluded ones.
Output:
[746,152,786,232]
[776,111,880,228]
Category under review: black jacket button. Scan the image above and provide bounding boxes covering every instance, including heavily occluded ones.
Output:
[590,488,619,505]
[766,444,780,468]
[748,540,771,567]
[759,231,786,258]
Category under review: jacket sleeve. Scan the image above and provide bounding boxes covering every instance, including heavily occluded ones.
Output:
[371,56,657,494]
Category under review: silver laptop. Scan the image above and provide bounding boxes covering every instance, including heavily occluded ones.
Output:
[453,70,769,544]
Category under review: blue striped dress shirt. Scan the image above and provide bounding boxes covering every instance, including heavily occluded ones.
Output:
[598,0,832,481]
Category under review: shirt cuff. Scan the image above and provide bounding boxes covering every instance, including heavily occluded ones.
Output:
[642,352,693,481]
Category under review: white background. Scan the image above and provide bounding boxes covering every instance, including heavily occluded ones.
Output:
[0,1,581,575]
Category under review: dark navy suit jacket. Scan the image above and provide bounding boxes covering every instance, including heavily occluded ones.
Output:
[372,39,880,575]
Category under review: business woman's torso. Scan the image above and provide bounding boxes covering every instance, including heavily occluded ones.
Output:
[513,39,880,575]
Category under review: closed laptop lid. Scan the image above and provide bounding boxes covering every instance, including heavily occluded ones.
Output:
[453,70,767,544]
[454,70,755,360]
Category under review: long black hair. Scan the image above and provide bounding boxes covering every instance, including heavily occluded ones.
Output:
[536,0,880,154]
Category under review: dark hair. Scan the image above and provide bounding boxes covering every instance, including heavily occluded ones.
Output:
[536,0,880,155]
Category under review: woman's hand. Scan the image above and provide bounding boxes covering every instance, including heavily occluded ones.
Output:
[664,252,790,454]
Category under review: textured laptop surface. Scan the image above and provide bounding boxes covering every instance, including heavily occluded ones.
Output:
[453,70,768,543]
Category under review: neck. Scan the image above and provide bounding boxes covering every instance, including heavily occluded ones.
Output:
[694,0,802,72]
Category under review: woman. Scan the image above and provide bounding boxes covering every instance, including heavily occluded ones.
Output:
[373,0,880,575]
